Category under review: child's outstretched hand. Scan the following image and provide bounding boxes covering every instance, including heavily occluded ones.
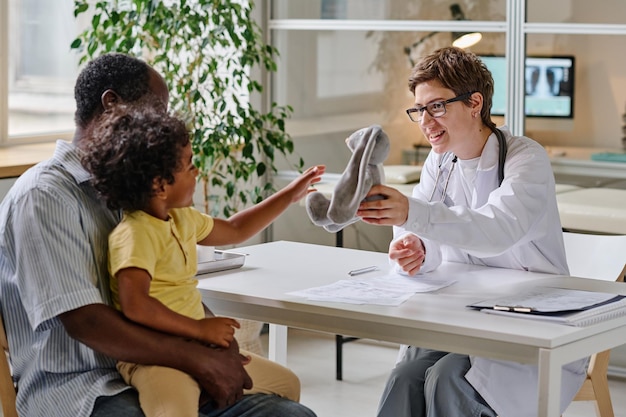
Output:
[197,317,241,348]
[286,165,326,203]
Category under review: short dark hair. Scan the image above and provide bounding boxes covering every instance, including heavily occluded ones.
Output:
[82,105,190,211]
[408,46,496,131]
[74,53,151,128]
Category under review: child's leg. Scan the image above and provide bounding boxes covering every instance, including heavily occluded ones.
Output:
[117,361,200,417]
[241,350,301,402]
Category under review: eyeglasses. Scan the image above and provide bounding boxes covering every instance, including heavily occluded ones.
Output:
[406,92,475,123]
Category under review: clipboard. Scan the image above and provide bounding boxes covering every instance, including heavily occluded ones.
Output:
[468,287,626,326]
[468,287,624,313]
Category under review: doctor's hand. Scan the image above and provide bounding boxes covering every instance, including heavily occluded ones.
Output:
[357,184,409,226]
[389,234,425,276]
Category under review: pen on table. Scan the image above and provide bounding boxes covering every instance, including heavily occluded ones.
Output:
[348,266,379,276]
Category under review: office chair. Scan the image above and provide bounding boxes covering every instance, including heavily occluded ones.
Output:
[0,312,18,417]
[563,232,626,417]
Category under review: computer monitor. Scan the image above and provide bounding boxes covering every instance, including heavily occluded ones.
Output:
[479,55,575,118]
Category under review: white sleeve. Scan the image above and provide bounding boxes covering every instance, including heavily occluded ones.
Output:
[403,141,553,258]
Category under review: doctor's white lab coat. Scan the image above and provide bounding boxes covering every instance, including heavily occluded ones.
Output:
[392,126,586,417]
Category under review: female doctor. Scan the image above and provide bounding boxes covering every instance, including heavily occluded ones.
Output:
[358,46,587,417]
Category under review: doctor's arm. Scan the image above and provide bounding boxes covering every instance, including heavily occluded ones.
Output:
[358,185,438,275]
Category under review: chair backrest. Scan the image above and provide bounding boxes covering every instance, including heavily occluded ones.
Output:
[562,232,626,283]
[0,312,18,417]
[563,231,626,403]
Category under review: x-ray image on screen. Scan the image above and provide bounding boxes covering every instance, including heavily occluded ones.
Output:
[479,55,575,118]
[525,60,571,97]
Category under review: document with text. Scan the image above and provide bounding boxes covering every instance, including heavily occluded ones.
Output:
[288,274,456,306]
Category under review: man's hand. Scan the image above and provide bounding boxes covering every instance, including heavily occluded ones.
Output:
[195,339,253,409]
[60,304,253,410]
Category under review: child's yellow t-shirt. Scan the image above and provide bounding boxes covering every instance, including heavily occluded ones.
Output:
[108,207,214,320]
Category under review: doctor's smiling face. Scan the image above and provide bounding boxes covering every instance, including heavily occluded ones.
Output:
[407,47,497,160]
[412,79,479,158]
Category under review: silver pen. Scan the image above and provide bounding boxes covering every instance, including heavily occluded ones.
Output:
[348,266,379,276]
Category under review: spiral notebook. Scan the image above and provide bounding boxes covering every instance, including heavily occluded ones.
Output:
[468,287,626,327]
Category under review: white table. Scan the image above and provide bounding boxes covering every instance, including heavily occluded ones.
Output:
[197,241,626,417]
[556,187,626,234]
[547,146,626,180]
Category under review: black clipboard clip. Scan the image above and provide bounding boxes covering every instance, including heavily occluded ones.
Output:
[493,305,535,313]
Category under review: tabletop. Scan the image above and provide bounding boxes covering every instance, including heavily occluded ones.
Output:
[197,240,626,416]
[197,241,626,358]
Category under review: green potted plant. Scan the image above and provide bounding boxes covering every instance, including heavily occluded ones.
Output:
[71,0,303,218]
[72,0,301,353]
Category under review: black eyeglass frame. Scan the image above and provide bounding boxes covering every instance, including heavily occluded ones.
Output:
[405,91,476,123]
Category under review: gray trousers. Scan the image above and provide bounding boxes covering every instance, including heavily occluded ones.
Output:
[377,347,497,417]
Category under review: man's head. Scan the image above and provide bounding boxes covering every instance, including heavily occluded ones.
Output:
[73,53,168,130]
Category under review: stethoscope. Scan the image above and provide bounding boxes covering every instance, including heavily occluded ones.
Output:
[428,128,508,203]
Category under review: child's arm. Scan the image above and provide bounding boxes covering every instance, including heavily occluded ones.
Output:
[200,165,325,246]
[116,266,240,347]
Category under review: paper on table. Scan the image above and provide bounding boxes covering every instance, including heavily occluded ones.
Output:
[366,274,457,293]
[288,280,413,306]
[288,273,456,306]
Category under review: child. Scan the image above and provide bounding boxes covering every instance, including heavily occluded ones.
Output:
[82,104,325,417]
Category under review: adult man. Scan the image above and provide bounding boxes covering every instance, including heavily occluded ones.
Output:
[0,53,314,417]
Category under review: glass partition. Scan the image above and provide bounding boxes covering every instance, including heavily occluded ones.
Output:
[271,0,506,22]
[527,0,626,24]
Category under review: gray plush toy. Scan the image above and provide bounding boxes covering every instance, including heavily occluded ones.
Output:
[305,124,390,232]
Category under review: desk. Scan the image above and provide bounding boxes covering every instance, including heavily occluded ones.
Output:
[556,188,626,234]
[197,241,626,417]
[547,146,626,182]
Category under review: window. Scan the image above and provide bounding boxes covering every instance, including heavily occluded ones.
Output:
[268,0,626,155]
[1,0,85,144]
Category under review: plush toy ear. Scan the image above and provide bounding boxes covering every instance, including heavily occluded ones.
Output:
[355,126,381,191]
[327,125,382,224]
[305,191,332,226]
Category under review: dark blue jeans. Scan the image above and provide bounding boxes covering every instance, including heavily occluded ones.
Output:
[90,389,316,417]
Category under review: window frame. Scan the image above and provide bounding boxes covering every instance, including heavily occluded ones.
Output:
[0,0,77,146]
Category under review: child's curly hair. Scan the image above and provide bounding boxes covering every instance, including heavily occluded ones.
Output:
[82,105,190,211]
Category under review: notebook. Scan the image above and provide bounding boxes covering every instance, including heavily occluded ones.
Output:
[468,287,626,327]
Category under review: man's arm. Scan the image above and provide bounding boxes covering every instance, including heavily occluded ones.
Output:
[59,303,252,409]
